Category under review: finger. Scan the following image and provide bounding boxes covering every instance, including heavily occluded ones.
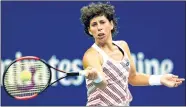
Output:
[91,71,96,80]
[179,78,185,81]
[171,78,177,82]
[175,81,181,84]
[83,70,89,77]
[174,84,178,87]
[87,74,91,79]
[93,72,97,80]
[177,82,182,86]
[87,71,94,80]
[89,71,96,80]
[173,82,180,87]
[87,67,93,70]
[175,81,183,86]
[172,75,178,78]
[176,78,185,82]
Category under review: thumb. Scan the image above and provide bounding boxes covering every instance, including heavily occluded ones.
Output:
[79,70,89,77]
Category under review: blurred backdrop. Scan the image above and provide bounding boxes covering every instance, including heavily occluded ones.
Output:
[1,1,185,106]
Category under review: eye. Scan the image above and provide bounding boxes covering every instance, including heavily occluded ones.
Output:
[100,20,105,24]
[91,22,97,27]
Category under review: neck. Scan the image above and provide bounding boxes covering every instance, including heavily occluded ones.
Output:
[95,33,115,51]
[96,40,115,51]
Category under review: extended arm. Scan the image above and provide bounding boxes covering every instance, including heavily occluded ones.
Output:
[120,41,184,87]
[82,48,107,89]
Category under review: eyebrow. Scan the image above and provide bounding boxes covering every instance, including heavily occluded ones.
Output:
[91,19,106,24]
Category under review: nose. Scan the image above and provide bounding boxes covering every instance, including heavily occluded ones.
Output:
[97,24,102,31]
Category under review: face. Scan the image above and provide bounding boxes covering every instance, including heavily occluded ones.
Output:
[88,15,114,44]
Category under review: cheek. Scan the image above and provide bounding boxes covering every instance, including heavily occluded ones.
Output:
[105,24,112,31]
[105,26,112,33]
[89,28,96,34]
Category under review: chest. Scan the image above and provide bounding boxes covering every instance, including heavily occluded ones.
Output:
[106,48,124,62]
[102,59,130,85]
[109,51,123,60]
[99,46,125,65]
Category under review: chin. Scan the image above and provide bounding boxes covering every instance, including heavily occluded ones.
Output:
[98,40,106,44]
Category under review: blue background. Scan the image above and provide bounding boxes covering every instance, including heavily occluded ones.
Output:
[1,1,185,106]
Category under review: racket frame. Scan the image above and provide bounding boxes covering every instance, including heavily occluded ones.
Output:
[2,56,52,100]
[3,56,83,100]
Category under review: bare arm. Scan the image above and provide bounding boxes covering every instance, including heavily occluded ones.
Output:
[120,41,150,86]
[120,41,185,87]
[82,48,107,89]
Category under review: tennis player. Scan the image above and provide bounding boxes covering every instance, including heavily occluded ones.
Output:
[80,2,185,106]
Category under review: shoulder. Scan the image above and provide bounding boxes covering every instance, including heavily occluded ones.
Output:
[114,40,129,49]
[82,47,102,68]
[114,40,132,57]
[83,47,99,59]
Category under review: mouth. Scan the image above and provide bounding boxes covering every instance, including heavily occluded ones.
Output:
[97,33,105,39]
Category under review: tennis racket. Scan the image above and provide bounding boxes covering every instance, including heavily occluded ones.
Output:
[3,56,102,100]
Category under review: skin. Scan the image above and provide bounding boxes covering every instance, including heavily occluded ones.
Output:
[82,15,185,89]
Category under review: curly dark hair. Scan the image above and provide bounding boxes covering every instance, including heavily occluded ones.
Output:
[80,2,118,37]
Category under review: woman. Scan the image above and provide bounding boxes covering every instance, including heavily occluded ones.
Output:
[80,2,185,106]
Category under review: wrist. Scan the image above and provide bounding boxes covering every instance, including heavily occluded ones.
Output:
[149,75,163,86]
[93,74,102,83]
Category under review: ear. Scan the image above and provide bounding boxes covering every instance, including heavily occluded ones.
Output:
[110,20,114,30]
[88,28,92,35]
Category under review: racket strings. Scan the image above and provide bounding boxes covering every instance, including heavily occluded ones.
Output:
[4,59,51,98]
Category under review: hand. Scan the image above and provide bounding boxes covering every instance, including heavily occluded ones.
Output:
[85,67,107,89]
[85,67,99,80]
[160,74,185,88]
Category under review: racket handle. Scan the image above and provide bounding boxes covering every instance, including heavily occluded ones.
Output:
[79,70,103,83]
[79,70,87,76]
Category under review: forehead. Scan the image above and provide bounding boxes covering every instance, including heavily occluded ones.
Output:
[90,15,108,23]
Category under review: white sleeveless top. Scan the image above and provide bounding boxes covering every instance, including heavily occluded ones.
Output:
[86,41,133,106]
